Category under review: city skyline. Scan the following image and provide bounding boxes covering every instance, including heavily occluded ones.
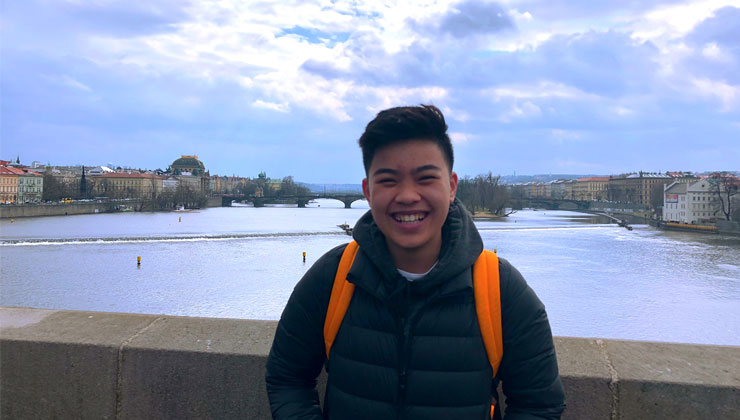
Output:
[3,1,740,183]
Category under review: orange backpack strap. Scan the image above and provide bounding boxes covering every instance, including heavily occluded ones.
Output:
[473,249,503,377]
[323,241,359,359]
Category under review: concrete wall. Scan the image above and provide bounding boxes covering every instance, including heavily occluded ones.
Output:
[206,197,224,207]
[589,202,650,213]
[1,307,738,420]
[717,220,740,235]
[0,203,115,218]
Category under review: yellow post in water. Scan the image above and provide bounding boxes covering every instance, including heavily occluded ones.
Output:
[303,251,306,263]
[137,256,141,266]
[494,249,497,254]
[179,217,181,222]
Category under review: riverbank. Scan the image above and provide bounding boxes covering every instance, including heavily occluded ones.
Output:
[0,202,130,219]
[471,211,511,219]
[0,200,206,219]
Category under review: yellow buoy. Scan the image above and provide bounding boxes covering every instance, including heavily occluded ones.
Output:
[302,251,306,263]
[137,256,141,266]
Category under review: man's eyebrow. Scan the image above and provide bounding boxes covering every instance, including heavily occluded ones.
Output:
[413,164,442,173]
[372,168,398,177]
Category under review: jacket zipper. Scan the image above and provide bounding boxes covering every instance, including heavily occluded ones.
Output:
[397,281,411,419]
[396,284,475,419]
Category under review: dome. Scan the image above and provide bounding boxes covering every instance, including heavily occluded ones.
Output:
[171,155,205,175]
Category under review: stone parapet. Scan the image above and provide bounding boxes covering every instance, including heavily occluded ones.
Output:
[1,307,738,419]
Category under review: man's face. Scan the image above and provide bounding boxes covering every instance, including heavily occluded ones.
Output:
[362,139,458,265]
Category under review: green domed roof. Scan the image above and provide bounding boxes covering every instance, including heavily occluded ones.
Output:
[171,155,205,170]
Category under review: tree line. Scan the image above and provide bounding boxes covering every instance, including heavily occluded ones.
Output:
[233,176,311,198]
[456,172,516,216]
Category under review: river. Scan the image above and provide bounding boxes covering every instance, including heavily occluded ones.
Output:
[1,199,739,345]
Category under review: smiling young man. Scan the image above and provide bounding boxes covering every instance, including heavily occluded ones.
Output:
[266,105,565,420]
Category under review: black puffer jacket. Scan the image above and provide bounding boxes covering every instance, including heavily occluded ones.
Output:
[266,200,565,419]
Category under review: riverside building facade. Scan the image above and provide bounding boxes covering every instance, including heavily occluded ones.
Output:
[663,179,725,224]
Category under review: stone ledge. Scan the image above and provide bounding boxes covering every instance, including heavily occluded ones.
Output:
[2,307,738,419]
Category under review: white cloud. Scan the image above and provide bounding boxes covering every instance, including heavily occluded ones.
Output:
[509,9,532,22]
[499,100,541,122]
[252,100,290,113]
[632,0,740,43]
[361,85,448,114]
[442,105,471,122]
[449,132,474,144]
[486,81,602,101]
[700,41,734,63]
[613,106,635,116]
[59,75,92,92]
[691,77,740,110]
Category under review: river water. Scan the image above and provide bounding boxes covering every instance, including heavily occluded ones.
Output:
[1,199,739,345]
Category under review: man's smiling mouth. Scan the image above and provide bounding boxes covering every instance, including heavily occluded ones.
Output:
[393,213,427,223]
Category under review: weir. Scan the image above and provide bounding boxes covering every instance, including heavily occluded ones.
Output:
[1,307,738,419]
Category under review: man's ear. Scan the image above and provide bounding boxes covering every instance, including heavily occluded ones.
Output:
[362,178,371,203]
[449,172,458,202]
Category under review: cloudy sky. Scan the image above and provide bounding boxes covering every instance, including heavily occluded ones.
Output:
[2,0,739,183]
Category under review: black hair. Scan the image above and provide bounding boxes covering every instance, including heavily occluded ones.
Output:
[358,104,454,174]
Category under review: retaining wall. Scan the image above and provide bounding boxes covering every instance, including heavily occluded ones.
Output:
[0,203,118,218]
[717,220,740,235]
[1,307,738,419]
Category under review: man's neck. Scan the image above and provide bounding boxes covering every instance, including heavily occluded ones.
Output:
[387,238,442,274]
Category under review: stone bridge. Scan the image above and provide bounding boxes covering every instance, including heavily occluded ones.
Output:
[214,193,366,208]
[524,198,592,210]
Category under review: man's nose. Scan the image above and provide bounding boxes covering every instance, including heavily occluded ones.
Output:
[395,182,421,204]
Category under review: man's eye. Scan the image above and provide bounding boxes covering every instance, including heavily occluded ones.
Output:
[419,175,438,182]
[378,178,396,184]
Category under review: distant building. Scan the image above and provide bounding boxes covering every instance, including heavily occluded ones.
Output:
[94,173,164,198]
[574,177,609,201]
[171,155,206,176]
[266,179,282,191]
[169,155,209,192]
[177,175,202,192]
[0,166,19,203]
[563,180,577,200]
[209,175,248,194]
[664,179,724,224]
[663,182,687,222]
[538,182,552,199]
[666,172,699,184]
[15,168,44,203]
[87,166,115,176]
[163,176,179,191]
[608,172,671,205]
[686,179,722,224]
[550,180,567,199]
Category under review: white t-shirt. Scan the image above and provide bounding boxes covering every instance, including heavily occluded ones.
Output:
[397,262,438,282]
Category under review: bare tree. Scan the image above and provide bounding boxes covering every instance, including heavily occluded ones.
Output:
[709,173,740,221]
[457,172,513,215]
[650,181,671,212]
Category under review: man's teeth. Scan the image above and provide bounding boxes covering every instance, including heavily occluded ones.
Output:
[395,214,425,223]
